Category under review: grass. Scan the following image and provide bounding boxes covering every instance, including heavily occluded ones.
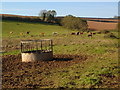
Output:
[2,20,119,88]
[49,52,118,88]
[2,20,69,38]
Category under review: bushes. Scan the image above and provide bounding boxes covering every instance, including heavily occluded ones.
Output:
[61,15,88,31]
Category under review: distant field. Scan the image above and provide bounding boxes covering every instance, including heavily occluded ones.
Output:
[81,17,119,22]
[88,21,117,30]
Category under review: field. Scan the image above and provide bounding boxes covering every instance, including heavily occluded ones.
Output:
[88,21,117,30]
[2,14,118,31]
[1,20,119,88]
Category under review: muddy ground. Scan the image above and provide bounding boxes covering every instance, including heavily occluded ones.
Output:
[2,54,88,88]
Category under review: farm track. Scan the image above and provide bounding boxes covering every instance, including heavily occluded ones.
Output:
[2,54,88,88]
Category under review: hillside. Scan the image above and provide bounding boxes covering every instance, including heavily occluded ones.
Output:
[2,17,119,88]
[2,20,69,38]
[1,14,118,31]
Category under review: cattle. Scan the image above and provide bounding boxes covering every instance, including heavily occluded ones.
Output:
[9,31,13,34]
[80,32,84,35]
[92,33,96,35]
[26,31,30,35]
[20,32,23,36]
[52,32,58,35]
[71,33,76,35]
[88,34,92,37]
[76,32,80,35]
[40,32,45,37]
[90,32,92,35]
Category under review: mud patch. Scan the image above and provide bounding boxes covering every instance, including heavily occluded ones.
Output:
[2,54,88,88]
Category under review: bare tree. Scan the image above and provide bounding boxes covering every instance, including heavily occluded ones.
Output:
[39,10,57,22]
[39,10,47,21]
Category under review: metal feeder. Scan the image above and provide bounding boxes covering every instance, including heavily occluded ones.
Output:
[21,39,53,62]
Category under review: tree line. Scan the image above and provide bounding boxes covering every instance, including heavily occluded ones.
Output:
[39,10,88,31]
[2,10,88,32]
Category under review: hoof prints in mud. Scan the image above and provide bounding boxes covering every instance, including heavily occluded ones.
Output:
[2,54,87,88]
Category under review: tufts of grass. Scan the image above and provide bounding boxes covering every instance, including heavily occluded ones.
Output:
[104,33,118,39]
[2,20,119,88]
[2,50,20,55]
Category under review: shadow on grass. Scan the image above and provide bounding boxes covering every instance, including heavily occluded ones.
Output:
[51,57,73,61]
[2,19,59,26]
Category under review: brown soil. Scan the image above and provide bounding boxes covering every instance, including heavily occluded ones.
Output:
[2,54,88,88]
[88,21,117,30]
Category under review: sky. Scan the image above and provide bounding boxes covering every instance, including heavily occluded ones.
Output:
[1,2,119,18]
[1,0,119,2]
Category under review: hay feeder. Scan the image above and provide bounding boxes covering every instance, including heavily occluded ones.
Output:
[21,39,53,62]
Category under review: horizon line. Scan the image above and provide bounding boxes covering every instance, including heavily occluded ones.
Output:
[1,13,117,19]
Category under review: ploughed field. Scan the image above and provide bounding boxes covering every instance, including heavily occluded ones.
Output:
[88,21,117,30]
[1,20,119,88]
[82,17,118,30]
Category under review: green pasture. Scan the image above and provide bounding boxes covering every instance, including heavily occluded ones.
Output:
[2,20,119,88]
[2,20,69,38]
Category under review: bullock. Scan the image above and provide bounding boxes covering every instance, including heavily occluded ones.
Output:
[26,31,30,35]
[88,34,92,37]
[80,32,84,35]
[76,32,80,35]
[10,31,13,34]
[40,32,45,37]
[71,32,76,35]
[92,33,96,35]
[20,32,23,36]
[52,32,58,35]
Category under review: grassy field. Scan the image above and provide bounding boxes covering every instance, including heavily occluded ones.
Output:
[2,20,70,37]
[2,20,119,88]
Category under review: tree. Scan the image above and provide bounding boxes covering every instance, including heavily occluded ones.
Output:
[51,10,57,17]
[39,10,57,22]
[46,10,57,22]
[61,15,88,31]
[39,10,47,21]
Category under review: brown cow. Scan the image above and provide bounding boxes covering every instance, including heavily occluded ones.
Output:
[71,32,76,35]
[40,32,45,37]
[20,32,23,36]
[92,33,96,35]
[26,31,30,34]
[80,32,84,35]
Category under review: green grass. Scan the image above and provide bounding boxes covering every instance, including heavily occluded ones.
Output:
[48,51,118,88]
[2,20,70,38]
[2,20,119,88]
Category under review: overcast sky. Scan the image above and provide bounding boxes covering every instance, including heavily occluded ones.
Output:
[1,2,118,18]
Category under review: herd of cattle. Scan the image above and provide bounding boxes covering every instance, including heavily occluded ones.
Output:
[71,31,96,37]
[9,31,97,37]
